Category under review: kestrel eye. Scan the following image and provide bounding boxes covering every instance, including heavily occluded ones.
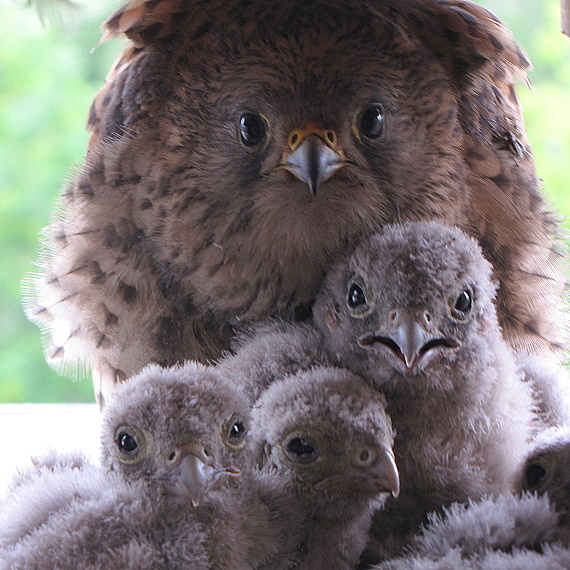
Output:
[117,430,138,454]
[453,289,472,316]
[524,462,547,490]
[239,112,268,149]
[114,425,146,463]
[223,414,247,449]
[348,282,366,309]
[284,436,319,464]
[359,103,384,140]
[228,418,247,445]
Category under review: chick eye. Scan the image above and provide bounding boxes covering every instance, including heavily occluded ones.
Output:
[524,462,547,490]
[223,415,247,449]
[114,425,146,464]
[451,289,473,319]
[239,112,268,149]
[119,432,138,453]
[228,418,247,446]
[284,436,319,464]
[358,103,384,140]
[348,283,366,309]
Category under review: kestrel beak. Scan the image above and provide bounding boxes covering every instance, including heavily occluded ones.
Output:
[358,312,460,371]
[279,125,350,196]
[360,446,400,498]
[314,445,400,498]
[172,443,241,507]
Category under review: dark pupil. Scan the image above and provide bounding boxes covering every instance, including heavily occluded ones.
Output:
[229,420,246,441]
[360,105,384,139]
[348,283,366,308]
[455,290,472,314]
[525,463,547,489]
[239,112,266,147]
[118,432,138,453]
[287,437,316,458]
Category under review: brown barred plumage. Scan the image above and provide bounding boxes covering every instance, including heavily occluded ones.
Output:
[25,0,567,406]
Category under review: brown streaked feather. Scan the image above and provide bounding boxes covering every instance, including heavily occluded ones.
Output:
[25,0,567,407]
[101,0,188,45]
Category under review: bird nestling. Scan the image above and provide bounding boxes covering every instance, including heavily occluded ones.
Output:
[313,220,538,562]
[100,362,246,504]
[249,366,399,569]
[0,361,282,569]
[23,0,566,406]
[100,360,285,569]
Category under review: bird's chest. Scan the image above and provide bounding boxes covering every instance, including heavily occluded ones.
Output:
[186,237,325,323]
[154,195,356,323]
[389,392,471,475]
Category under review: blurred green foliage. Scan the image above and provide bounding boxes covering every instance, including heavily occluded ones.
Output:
[481,0,570,218]
[0,0,568,402]
[0,0,121,402]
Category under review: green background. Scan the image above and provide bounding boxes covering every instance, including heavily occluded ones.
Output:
[0,0,568,403]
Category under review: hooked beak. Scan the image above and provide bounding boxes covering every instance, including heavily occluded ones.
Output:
[370,447,400,498]
[314,446,400,498]
[358,313,460,371]
[169,445,241,507]
[279,126,350,196]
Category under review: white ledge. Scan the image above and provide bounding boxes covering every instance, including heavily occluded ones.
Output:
[0,403,101,492]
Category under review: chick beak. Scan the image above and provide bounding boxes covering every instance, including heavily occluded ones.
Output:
[314,446,400,498]
[372,447,400,498]
[177,449,241,507]
[393,314,435,369]
[279,126,348,196]
[358,313,460,370]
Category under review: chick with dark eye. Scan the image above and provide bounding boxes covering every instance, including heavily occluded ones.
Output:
[99,361,284,569]
[250,366,398,569]
[313,221,537,563]
[0,361,274,569]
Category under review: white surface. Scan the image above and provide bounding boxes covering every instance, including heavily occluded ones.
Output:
[0,404,101,493]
